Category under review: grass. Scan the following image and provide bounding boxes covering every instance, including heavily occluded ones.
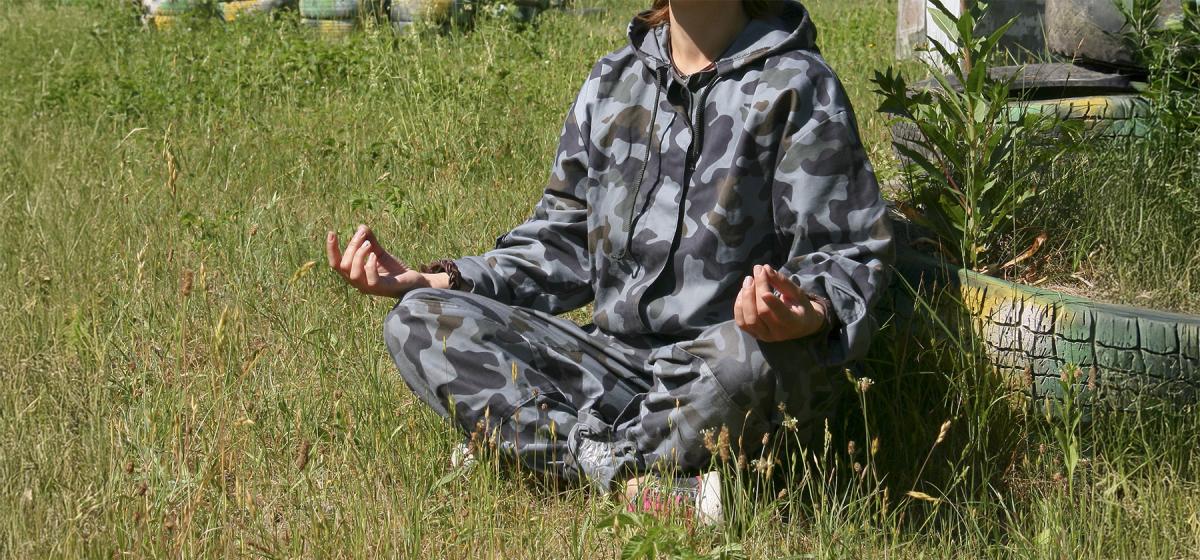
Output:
[2,0,1200,557]
[1036,131,1200,314]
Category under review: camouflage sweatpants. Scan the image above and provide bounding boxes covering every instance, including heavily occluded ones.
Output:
[384,288,839,491]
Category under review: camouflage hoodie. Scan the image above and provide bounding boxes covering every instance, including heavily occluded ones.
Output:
[453,1,893,365]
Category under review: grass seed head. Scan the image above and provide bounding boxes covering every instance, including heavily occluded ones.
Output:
[179,268,193,297]
[296,440,312,472]
[857,377,874,393]
[703,428,717,455]
[935,420,952,445]
[717,426,731,463]
[906,490,940,504]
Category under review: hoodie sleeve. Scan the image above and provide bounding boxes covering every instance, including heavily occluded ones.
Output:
[450,70,597,315]
[772,87,894,366]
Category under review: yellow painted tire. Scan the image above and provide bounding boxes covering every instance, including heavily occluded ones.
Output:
[145,14,180,29]
[389,0,467,25]
[220,0,287,22]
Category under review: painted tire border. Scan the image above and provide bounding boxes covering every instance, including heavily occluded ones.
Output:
[890,246,1200,411]
[891,92,1153,168]
[299,0,362,20]
[388,0,470,26]
[219,0,290,22]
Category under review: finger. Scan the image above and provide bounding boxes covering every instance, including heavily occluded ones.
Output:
[765,266,809,305]
[326,231,344,274]
[736,276,759,334]
[369,237,408,272]
[753,266,777,338]
[340,224,368,272]
[362,226,382,252]
[349,240,372,283]
[760,291,800,338]
[365,252,380,288]
[357,225,405,271]
[758,267,787,342]
[747,269,776,340]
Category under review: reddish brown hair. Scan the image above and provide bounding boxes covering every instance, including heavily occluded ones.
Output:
[638,0,783,26]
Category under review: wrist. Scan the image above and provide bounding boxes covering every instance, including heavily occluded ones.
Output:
[808,296,835,337]
[423,272,451,290]
[418,259,463,290]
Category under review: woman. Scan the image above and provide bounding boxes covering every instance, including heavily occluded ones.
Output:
[327,0,892,522]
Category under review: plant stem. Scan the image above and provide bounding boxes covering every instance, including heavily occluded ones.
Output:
[960,0,972,76]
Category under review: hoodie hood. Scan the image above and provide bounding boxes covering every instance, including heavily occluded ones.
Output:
[628,0,819,77]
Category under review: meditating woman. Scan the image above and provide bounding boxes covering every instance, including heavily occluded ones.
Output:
[326,0,892,522]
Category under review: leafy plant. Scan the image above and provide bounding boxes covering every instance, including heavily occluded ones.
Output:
[600,512,745,560]
[1045,365,1087,492]
[1118,0,1200,133]
[872,0,1075,271]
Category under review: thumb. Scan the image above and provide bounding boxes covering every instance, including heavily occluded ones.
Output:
[366,240,408,272]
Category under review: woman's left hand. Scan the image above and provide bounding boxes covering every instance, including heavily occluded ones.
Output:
[734,265,828,342]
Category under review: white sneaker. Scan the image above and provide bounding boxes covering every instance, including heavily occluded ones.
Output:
[625,471,723,526]
[449,442,477,469]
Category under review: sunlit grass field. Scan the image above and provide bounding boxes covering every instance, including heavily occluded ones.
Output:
[2,0,1199,557]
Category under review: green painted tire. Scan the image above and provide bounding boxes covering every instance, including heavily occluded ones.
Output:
[890,64,1153,168]
[388,0,467,25]
[895,94,1153,147]
[299,0,361,19]
[1003,94,1152,139]
[146,0,201,15]
[301,17,356,37]
[890,244,1200,412]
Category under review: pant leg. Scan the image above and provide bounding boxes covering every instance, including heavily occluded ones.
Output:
[383,288,652,483]
[385,288,840,490]
[609,320,840,477]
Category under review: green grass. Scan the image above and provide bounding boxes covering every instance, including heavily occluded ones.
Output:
[1036,131,1200,314]
[2,1,1200,558]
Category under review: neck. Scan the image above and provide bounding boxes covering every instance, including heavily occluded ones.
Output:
[667,1,749,75]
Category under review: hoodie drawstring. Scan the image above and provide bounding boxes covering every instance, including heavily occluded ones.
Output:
[613,66,665,262]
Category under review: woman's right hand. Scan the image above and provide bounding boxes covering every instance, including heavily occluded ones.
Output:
[326,225,436,298]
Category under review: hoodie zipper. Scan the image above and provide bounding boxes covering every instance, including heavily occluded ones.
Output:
[686,83,715,176]
[615,72,715,262]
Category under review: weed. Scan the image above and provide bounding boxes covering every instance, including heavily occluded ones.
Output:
[873,0,1078,271]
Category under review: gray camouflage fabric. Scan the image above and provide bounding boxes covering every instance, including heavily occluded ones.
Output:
[385,1,893,491]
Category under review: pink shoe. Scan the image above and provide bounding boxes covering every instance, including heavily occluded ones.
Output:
[625,471,722,525]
